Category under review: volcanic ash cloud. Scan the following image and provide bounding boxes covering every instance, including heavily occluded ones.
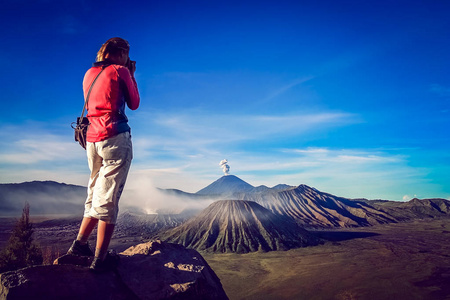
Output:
[219,159,230,176]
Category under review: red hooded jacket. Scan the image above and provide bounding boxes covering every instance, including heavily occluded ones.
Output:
[83,61,140,142]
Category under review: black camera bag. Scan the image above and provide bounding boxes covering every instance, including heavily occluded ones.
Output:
[72,67,106,149]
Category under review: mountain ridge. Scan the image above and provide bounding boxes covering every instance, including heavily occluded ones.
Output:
[190,177,450,228]
[2,179,449,229]
[158,200,320,253]
[0,181,85,215]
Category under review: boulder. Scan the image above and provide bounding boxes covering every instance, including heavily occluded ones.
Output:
[118,240,228,300]
[0,264,137,300]
[0,240,228,300]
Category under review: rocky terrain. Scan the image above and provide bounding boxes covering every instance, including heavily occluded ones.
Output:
[158,200,319,253]
[0,240,229,300]
[115,211,190,238]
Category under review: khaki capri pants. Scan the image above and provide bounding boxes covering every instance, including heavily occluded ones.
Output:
[84,132,132,224]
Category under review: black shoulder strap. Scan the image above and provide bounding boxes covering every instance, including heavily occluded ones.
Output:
[80,66,107,119]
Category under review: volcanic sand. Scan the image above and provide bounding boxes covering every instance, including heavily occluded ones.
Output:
[2,216,450,299]
[203,218,450,300]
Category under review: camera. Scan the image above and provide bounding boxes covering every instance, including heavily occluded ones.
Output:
[126,58,136,72]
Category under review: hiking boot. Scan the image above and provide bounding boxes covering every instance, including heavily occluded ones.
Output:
[89,251,120,273]
[67,240,94,256]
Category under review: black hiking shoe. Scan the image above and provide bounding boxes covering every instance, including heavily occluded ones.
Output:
[67,240,94,256]
[89,251,120,273]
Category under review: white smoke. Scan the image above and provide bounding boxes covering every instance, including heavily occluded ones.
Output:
[219,159,230,175]
[121,171,215,215]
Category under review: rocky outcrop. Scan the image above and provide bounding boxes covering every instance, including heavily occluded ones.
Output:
[0,264,137,300]
[119,240,228,299]
[0,240,228,300]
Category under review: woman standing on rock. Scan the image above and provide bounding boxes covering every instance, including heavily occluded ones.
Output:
[68,37,140,272]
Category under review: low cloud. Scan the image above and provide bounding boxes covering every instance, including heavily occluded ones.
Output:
[233,147,429,201]
[0,123,87,184]
[289,147,403,164]
[0,184,85,216]
[0,123,84,165]
[0,114,444,203]
[121,170,214,214]
[133,110,361,151]
[0,137,82,164]
[128,109,362,178]
[403,194,418,201]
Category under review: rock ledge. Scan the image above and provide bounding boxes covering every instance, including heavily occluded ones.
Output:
[0,240,228,300]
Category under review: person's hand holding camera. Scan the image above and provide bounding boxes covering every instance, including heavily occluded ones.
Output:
[126,58,136,76]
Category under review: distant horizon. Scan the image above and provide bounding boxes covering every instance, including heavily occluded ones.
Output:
[2,175,449,202]
[1,1,449,202]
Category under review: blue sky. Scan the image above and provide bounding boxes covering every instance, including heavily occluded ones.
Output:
[1,0,449,201]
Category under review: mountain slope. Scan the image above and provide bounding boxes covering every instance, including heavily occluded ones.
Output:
[215,184,397,228]
[192,175,450,228]
[159,200,319,253]
[363,198,450,220]
[231,185,450,228]
[196,175,254,195]
[115,211,190,238]
[0,181,85,215]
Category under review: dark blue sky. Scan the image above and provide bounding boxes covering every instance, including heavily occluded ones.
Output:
[1,0,449,201]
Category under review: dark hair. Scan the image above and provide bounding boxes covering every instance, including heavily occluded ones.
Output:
[96,37,130,62]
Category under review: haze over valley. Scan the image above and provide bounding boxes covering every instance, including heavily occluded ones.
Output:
[1,175,450,298]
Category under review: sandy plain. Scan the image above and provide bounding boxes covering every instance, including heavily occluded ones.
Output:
[204,219,450,300]
[1,217,450,299]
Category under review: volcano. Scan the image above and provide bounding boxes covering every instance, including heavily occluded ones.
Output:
[193,176,399,227]
[196,175,254,195]
[159,200,319,253]
[232,185,450,228]
[191,175,450,228]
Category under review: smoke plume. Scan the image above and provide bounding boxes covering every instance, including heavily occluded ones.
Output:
[120,171,215,215]
[219,159,230,175]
